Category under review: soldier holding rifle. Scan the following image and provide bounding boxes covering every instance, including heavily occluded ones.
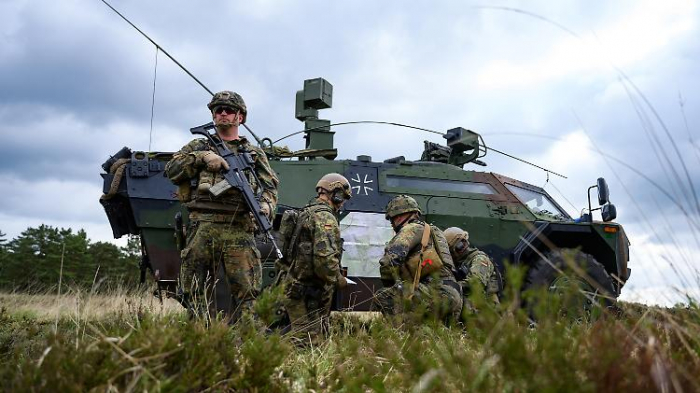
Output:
[165,91,279,322]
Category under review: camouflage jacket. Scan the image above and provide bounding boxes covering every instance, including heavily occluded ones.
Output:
[286,198,342,288]
[165,135,279,217]
[379,218,456,286]
[454,247,498,293]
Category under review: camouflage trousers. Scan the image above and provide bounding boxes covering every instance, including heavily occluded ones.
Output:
[179,215,262,323]
[372,279,463,324]
[282,279,334,346]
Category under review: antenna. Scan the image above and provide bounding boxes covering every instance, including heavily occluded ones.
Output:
[98,0,265,146]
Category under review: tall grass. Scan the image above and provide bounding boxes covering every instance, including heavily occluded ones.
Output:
[1,275,699,392]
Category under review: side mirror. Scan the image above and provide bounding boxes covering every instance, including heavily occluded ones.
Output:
[602,203,617,222]
[597,177,609,205]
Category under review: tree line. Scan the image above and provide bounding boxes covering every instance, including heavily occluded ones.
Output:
[0,225,141,292]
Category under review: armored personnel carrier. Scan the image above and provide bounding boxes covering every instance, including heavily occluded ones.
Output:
[100,77,630,312]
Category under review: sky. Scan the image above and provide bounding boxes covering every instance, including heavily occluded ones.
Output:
[1,0,699,306]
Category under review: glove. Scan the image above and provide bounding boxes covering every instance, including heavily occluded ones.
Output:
[337,274,348,289]
[200,151,230,172]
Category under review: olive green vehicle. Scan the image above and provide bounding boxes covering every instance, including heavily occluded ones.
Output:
[100,78,631,312]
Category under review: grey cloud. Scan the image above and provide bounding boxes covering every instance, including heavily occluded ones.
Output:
[1,0,699,304]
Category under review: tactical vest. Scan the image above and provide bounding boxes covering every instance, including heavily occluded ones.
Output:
[282,202,336,283]
[185,139,261,213]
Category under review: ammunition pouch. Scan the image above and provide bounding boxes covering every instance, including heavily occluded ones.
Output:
[177,181,193,203]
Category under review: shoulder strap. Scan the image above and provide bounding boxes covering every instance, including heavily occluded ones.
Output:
[410,224,432,298]
[428,225,445,265]
[420,223,431,251]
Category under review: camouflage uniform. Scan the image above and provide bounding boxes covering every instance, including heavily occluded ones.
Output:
[375,217,463,323]
[281,198,344,345]
[454,247,500,296]
[445,227,501,316]
[165,135,279,321]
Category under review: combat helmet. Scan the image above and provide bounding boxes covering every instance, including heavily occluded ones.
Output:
[385,195,421,220]
[316,173,352,202]
[208,91,248,124]
[444,227,470,255]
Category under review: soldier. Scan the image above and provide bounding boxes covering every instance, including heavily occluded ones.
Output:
[165,91,279,322]
[374,195,462,324]
[281,173,351,346]
[444,227,501,316]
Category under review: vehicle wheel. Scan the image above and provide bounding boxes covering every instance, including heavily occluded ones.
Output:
[523,249,616,321]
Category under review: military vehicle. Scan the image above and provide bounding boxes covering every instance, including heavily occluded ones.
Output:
[100,77,631,313]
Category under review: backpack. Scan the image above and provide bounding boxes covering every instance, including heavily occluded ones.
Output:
[405,224,444,279]
[276,203,335,268]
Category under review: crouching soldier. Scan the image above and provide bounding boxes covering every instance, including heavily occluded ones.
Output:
[373,195,462,324]
[281,173,351,346]
[444,227,501,316]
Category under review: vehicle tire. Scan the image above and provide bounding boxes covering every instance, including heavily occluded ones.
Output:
[522,249,616,321]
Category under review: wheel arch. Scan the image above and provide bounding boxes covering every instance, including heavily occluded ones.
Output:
[512,222,622,295]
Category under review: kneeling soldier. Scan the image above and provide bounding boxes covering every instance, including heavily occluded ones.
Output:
[444,227,501,316]
[281,173,351,345]
[374,195,462,324]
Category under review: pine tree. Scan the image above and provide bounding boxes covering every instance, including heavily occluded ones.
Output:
[3,225,91,289]
[1,226,143,291]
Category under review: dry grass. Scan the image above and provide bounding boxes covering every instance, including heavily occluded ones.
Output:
[0,288,181,322]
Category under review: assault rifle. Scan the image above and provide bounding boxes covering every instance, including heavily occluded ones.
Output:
[190,122,283,259]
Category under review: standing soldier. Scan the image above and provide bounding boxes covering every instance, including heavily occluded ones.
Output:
[444,227,501,316]
[374,195,462,324]
[281,173,351,346]
[165,91,279,322]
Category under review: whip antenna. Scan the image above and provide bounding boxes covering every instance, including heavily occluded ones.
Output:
[148,48,158,151]
[99,0,213,95]
[99,0,265,145]
[274,120,567,178]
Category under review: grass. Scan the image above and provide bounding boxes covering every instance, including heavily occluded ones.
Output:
[0,287,180,323]
[1,282,699,392]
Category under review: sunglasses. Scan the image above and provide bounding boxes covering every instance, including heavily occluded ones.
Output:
[214,106,238,115]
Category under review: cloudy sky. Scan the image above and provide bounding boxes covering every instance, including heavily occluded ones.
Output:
[1,0,699,305]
